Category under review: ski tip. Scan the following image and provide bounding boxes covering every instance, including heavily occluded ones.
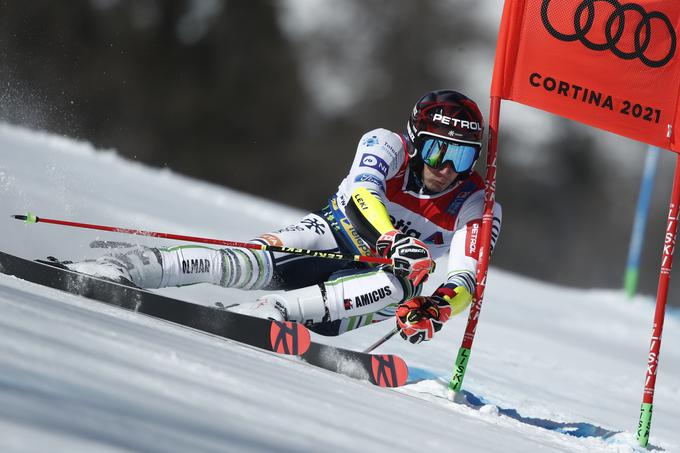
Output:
[270,321,311,355]
[371,354,409,387]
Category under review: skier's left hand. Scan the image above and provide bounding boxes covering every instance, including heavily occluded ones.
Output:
[396,294,452,344]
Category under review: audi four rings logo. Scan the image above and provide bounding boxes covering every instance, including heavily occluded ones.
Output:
[541,0,677,68]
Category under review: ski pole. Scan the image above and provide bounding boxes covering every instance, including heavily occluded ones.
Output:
[636,154,680,448]
[11,213,392,266]
[363,327,399,353]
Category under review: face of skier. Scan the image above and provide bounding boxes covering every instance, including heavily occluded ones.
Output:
[415,135,478,192]
[421,163,458,192]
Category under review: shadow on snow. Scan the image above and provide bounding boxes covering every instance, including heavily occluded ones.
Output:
[406,368,664,450]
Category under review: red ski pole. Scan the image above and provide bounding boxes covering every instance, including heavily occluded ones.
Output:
[636,154,680,447]
[448,95,501,394]
[11,213,391,266]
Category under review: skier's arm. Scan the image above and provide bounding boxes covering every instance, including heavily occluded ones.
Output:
[441,190,502,314]
[344,186,394,245]
[395,192,502,344]
[342,129,406,245]
[342,130,434,285]
[345,187,434,286]
[342,128,405,244]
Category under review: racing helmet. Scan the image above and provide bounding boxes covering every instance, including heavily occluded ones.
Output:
[406,89,484,176]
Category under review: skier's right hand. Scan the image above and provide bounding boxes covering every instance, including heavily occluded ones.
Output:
[395,295,452,344]
[376,230,434,287]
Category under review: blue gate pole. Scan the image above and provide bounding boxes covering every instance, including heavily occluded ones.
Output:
[624,146,660,298]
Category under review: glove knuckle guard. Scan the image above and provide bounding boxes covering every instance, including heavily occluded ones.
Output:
[396,294,454,343]
[378,231,435,289]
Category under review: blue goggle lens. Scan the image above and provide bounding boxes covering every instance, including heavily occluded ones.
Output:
[420,138,478,172]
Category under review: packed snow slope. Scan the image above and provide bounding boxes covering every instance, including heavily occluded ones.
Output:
[0,123,679,453]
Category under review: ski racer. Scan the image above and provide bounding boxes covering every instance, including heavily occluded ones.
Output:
[65,89,502,344]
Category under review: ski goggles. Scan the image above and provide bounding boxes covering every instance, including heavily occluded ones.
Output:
[419,137,479,172]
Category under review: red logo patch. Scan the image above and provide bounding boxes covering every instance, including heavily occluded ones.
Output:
[260,233,283,247]
[465,221,480,259]
[344,298,353,310]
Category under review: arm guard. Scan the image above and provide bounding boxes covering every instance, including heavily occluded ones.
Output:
[434,284,473,316]
[344,187,394,246]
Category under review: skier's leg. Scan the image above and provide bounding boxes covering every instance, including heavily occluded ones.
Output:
[66,212,345,289]
[66,244,165,287]
[213,211,347,290]
[248,267,420,330]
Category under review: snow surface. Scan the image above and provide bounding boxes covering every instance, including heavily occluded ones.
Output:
[0,123,679,452]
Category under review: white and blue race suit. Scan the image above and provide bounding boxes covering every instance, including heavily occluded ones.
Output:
[94,128,501,335]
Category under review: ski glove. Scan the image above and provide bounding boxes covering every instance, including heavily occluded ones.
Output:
[396,286,461,344]
[375,230,435,287]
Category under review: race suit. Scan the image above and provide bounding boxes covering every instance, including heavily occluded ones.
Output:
[102,128,502,335]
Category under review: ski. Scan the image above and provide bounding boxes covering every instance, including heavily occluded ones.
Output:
[300,342,409,388]
[0,250,310,355]
[0,250,409,387]
[214,301,407,386]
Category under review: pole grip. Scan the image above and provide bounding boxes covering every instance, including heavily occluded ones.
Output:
[12,213,38,224]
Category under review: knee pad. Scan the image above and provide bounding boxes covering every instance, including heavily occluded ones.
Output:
[266,284,331,326]
[264,269,409,327]
[323,269,407,320]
